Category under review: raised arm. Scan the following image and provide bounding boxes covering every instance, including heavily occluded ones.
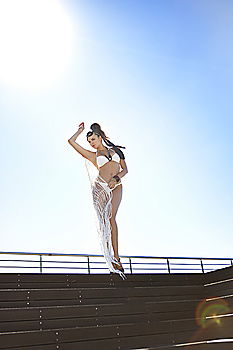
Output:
[68,123,96,163]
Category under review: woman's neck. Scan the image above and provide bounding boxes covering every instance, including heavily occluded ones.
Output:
[97,144,106,151]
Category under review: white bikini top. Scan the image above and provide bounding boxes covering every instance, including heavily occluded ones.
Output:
[96,151,121,168]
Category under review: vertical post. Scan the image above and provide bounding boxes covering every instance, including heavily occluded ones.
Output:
[200,259,204,273]
[167,259,171,274]
[40,255,42,274]
[129,258,133,274]
[87,256,91,274]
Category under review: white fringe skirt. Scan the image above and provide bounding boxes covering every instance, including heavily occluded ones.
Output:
[85,159,127,280]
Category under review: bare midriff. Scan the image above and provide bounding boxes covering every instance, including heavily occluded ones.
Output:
[98,161,121,183]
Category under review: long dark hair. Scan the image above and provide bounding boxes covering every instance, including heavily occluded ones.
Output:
[86,123,125,159]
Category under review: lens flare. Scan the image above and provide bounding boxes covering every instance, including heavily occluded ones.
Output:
[195,298,230,328]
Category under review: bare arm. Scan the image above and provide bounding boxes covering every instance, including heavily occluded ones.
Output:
[107,158,128,189]
[68,124,96,162]
[117,159,128,179]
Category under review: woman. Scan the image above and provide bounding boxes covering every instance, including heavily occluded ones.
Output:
[68,122,128,279]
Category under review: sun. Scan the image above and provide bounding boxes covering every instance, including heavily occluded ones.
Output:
[0,0,74,89]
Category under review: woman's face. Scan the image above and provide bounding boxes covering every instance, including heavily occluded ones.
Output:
[87,133,102,149]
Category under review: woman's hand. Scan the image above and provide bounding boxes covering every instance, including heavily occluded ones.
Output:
[78,122,85,133]
[108,178,117,189]
[68,122,85,143]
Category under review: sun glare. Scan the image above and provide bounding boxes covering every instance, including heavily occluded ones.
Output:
[0,0,74,89]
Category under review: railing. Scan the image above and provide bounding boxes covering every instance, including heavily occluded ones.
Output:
[0,251,232,274]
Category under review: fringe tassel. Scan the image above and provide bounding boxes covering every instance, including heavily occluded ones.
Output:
[85,159,127,280]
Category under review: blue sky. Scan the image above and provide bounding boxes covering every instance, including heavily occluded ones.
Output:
[1,0,233,268]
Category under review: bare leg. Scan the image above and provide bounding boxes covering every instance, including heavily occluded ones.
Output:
[109,184,123,269]
[110,217,119,259]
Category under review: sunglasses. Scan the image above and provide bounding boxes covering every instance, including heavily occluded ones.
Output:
[86,131,100,138]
